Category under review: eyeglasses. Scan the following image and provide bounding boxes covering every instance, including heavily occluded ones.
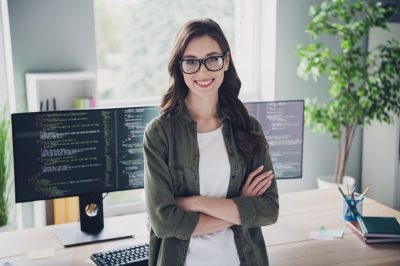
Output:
[179,53,227,74]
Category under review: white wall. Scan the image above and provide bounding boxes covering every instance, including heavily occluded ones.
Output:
[275,0,363,193]
[362,24,400,209]
[7,0,97,112]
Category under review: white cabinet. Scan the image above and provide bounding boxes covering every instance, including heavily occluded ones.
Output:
[25,71,97,111]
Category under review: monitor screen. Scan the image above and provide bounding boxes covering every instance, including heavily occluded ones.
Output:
[245,100,304,179]
[12,106,159,203]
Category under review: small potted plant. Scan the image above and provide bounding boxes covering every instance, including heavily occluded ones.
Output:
[297,0,400,186]
[0,105,11,228]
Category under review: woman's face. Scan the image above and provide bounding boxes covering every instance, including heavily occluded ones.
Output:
[181,35,229,98]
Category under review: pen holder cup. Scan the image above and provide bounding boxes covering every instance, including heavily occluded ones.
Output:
[342,195,363,221]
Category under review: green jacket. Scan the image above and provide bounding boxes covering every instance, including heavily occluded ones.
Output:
[143,103,279,266]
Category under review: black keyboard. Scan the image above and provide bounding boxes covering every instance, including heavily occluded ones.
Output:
[90,243,149,266]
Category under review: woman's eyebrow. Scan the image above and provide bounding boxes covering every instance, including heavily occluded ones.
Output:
[182,52,222,59]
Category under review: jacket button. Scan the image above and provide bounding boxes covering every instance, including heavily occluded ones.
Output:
[231,175,236,179]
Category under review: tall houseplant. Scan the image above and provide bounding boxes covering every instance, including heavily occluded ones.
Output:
[0,106,11,226]
[297,0,400,184]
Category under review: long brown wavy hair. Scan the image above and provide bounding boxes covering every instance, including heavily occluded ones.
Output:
[161,18,267,161]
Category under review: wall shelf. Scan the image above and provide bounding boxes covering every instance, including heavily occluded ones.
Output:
[25,71,97,112]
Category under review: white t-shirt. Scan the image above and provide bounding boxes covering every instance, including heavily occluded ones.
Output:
[184,125,240,266]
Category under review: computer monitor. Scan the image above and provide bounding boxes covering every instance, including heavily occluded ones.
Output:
[245,100,304,179]
[11,100,303,246]
[12,106,159,246]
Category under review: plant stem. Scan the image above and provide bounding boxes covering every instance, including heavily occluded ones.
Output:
[335,130,342,182]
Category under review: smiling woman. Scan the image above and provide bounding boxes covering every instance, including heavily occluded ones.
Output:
[143,18,279,266]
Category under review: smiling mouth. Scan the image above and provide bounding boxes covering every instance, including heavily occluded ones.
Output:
[195,79,214,88]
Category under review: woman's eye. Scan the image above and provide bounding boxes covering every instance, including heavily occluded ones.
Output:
[207,56,218,62]
[186,59,197,65]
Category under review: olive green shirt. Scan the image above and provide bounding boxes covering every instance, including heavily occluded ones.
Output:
[143,103,279,266]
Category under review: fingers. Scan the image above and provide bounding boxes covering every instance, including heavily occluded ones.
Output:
[252,173,274,193]
[256,181,272,196]
[244,165,264,187]
[242,166,275,197]
[249,170,274,191]
[255,176,274,196]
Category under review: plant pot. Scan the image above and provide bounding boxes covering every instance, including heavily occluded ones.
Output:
[317,175,356,192]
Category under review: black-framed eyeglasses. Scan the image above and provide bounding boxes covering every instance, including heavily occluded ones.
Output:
[179,53,227,74]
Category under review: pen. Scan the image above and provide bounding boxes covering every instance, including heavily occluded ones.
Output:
[359,187,370,199]
[338,186,359,217]
[350,186,356,205]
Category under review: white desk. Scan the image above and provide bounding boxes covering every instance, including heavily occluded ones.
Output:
[1,188,399,265]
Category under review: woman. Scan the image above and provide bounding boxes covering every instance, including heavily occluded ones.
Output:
[143,18,279,266]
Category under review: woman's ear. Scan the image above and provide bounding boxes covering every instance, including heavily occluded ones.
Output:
[223,52,230,71]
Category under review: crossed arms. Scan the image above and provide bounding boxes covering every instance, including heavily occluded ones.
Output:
[175,166,274,236]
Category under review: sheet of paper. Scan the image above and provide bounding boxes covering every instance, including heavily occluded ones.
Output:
[309,231,334,240]
[319,226,344,238]
[27,248,55,260]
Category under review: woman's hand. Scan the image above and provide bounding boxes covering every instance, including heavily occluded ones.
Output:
[241,165,274,197]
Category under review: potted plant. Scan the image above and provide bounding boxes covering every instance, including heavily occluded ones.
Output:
[297,0,400,186]
[0,105,11,228]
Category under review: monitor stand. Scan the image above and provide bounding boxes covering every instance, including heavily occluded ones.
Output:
[53,193,133,247]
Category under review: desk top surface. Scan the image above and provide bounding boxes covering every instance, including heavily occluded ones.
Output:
[1,188,399,266]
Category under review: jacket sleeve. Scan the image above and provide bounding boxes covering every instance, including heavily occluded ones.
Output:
[231,117,279,228]
[143,118,199,240]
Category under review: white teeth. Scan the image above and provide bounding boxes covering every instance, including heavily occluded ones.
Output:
[196,80,212,86]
